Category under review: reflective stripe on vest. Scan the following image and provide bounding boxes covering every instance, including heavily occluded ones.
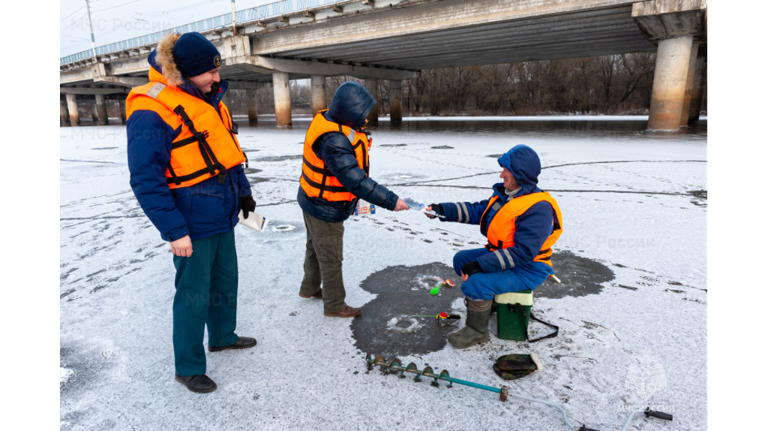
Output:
[300,110,371,202]
[480,191,563,267]
[126,81,245,189]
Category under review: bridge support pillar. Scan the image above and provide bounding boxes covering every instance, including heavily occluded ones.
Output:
[679,44,699,127]
[688,48,706,124]
[364,79,378,124]
[60,99,70,127]
[247,89,259,124]
[66,94,80,127]
[119,99,127,125]
[389,80,403,123]
[311,75,326,116]
[647,35,693,131]
[273,72,292,128]
[632,1,706,131]
[91,102,99,124]
[95,94,109,125]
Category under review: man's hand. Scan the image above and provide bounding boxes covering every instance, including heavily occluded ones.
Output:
[171,236,193,257]
[425,203,443,219]
[460,261,482,280]
[240,195,257,219]
[394,198,409,211]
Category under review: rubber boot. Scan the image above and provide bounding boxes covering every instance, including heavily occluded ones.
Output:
[448,299,492,349]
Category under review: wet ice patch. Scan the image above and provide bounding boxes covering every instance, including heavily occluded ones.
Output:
[687,190,707,207]
[351,262,464,358]
[535,251,615,299]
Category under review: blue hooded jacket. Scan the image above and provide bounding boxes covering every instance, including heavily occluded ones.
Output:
[298,81,399,222]
[438,145,554,273]
[127,50,252,242]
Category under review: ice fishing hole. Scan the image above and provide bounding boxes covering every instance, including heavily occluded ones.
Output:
[272,225,296,233]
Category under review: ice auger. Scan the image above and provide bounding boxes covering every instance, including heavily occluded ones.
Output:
[365,354,673,431]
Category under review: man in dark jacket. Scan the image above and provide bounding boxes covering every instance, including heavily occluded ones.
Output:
[425,145,563,348]
[298,81,408,317]
[127,32,257,393]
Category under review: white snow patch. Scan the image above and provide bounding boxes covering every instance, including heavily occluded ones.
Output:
[60,367,74,386]
[386,316,425,333]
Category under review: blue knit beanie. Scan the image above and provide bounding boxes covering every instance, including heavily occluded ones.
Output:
[173,32,222,77]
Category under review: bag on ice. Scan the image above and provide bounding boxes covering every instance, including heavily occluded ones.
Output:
[493,353,542,380]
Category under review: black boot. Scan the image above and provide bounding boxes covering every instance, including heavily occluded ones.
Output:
[448,299,492,349]
[208,336,257,352]
[175,374,217,393]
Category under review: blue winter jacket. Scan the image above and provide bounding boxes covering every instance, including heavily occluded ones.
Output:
[298,81,399,222]
[127,51,252,242]
[439,145,554,273]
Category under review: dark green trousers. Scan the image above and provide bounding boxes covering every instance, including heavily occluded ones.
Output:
[300,211,347,313]
[172,230,239,376]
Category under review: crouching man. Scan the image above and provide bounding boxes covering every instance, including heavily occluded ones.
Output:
[425,145,563,349]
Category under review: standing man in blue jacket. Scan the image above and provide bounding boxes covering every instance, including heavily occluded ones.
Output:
[127,32,257,393]
[298,81,409,317]
[425,145,563,348]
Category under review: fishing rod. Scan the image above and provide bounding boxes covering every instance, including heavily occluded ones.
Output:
[412,312,461,320]
[365,354,673,431]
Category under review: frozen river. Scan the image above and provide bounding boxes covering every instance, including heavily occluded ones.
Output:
[60,117,707,430]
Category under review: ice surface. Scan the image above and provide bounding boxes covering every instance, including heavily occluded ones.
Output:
[60,118,706,430]
[60,367,73,386]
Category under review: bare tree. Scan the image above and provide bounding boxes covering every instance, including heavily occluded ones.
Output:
[240,53,660,119]
[396,52,658,116]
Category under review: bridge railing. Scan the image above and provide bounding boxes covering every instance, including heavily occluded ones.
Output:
[60,0,354,66]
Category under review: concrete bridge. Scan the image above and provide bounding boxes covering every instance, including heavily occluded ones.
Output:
[59,0,707,131]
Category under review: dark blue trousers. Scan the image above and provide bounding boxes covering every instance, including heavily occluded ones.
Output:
[452,248,552,300]
[172,230,240,376]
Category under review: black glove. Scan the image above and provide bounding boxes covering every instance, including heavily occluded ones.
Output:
[429,203,443,218]
[240,195,256,219]
[461,261,483,277]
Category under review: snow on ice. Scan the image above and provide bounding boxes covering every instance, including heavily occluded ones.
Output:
[60,117,707,430]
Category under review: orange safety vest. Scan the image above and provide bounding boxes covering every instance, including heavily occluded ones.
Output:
[126,70,246,189]
[300,110,370,202]
[481,191,563,267]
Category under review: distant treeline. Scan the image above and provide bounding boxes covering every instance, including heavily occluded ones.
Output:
[228,53,707,117]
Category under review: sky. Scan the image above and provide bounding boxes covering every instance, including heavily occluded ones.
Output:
[60,0,273,57]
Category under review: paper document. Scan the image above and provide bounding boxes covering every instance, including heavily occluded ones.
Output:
[238,210,269,232]
[403,197,445,218]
